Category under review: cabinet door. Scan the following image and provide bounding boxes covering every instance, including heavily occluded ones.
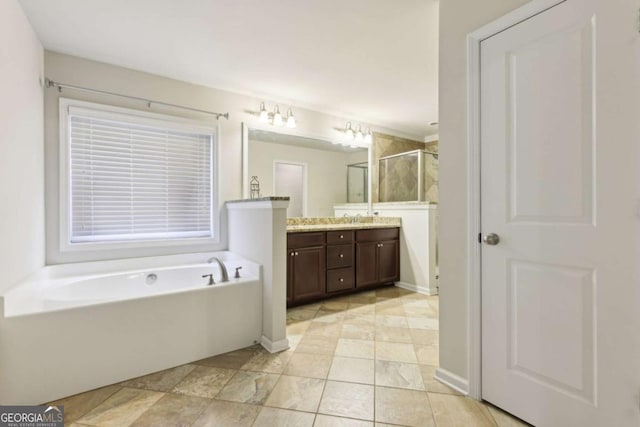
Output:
[378,240,399,284]
[292,246,326,301]
[355,241,378,288]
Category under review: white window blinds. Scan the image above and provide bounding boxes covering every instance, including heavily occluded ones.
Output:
[68,112,213,244]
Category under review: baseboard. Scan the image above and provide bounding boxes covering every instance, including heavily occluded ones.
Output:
[434,367,469,395]
[260,335,289,353]
[395,281,438,296]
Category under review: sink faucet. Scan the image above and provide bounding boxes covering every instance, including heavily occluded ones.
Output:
[207,257,229,282]
[343,213,362,224]
[343,213,360,224]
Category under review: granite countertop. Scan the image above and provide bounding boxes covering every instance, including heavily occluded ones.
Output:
[286,216,401,233]
[226,196,290,204]
[287,223,400,233]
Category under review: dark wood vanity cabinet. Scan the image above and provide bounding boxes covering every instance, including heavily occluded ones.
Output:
[287,232,326,304]
[287,227,399,306]
[326,231,355,294]
[355,228,400,288]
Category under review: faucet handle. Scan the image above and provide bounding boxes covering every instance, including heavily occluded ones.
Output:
[234,267,242,279]
[202,274,215,285]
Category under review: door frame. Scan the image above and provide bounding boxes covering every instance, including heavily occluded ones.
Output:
[273,159,308,217]
[464,0,567,400]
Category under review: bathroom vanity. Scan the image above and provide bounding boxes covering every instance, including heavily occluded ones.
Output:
[286,221,400,306]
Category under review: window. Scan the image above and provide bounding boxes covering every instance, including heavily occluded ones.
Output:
[60,99,217,251]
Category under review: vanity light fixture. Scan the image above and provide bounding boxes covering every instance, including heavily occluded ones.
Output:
[257,102,296,128]
[342,122,372,146]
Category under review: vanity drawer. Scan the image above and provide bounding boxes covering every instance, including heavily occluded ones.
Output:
[288,232,325,249]
[356,227,399,243]
[327,244,353,269]
[327,267,355,293]
[327,230,354,244]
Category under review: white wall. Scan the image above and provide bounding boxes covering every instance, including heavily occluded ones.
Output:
[438,0,531,381]
[274,163,305,217]
[0,0,45,293]
[249,139,367,217]
[44,52,392,264]
[228,199,290,353]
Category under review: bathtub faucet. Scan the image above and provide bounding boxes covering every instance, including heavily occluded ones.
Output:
[207,257,229,282]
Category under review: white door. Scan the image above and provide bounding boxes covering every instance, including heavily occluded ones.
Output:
[481,0,639,426]
[274,161,306,217]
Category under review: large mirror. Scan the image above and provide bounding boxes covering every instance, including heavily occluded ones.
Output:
[242,124,371,217]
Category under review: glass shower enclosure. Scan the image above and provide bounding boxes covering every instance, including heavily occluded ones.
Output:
[378,149,439,203]
[347,162,368,203]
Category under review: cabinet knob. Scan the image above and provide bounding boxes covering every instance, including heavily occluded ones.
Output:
[339,254,344,258]
[295,252,299,256]
[290,252,295,256]
[339,278,344,282]
[380,243,384,247]
[339,234,344,239]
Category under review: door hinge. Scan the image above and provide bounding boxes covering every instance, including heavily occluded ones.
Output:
[478,233,482,244]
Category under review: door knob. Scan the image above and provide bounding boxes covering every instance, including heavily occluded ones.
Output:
[483,233,500,245]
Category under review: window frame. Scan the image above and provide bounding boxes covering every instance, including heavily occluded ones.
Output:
[59,98,220,253]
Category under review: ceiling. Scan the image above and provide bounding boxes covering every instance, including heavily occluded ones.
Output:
[19,0,439,139]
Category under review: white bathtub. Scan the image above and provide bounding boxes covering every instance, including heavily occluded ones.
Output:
[0,251,263,405]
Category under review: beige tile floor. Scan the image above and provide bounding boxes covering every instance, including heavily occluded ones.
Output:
[50,286,530,427]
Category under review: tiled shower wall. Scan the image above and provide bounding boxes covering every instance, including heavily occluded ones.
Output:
[372,133,438,203]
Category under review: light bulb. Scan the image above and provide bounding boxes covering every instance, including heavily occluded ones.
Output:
[273,105,283,126]
[346,129,354,140]
[364,129,372,144]
[355,125,363,143]
[345,122,354,140]
[259,102,268,123]
[286,109,296,128]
